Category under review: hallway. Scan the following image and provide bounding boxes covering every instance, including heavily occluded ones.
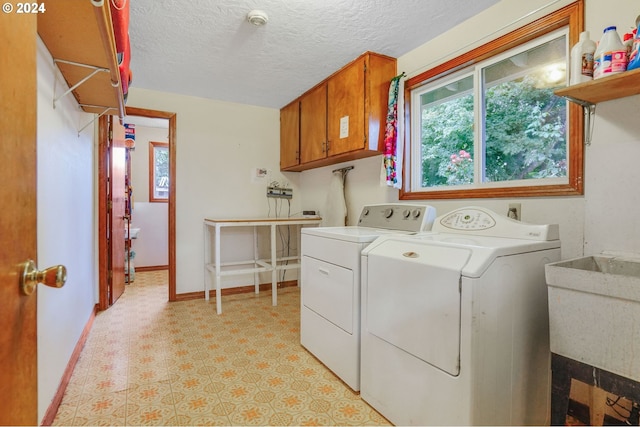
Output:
[52,271,389,425]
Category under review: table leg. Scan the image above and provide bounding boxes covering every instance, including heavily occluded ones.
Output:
[204,223,210,301]
[271,223,277,306]
[215,223,222,314]
[253,226,259,294]
[297,226,302,287]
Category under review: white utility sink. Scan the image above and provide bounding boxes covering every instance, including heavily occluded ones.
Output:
[546,254,640,381]
[125,228,140,239]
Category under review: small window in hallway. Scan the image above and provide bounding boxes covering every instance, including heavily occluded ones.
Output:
[149,141,169,202]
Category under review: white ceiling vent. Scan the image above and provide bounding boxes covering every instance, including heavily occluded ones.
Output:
[246,10,268,26]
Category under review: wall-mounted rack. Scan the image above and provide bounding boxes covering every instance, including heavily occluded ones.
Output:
[333,165,355,174]
[333,165,354,188]
[38,0,126,131]
[554,68,640,106]
[554,68,640,145]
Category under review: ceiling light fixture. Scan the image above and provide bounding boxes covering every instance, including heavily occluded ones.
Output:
[247,10,268,26]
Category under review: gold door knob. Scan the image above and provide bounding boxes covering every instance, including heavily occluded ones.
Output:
[20,260,67,296]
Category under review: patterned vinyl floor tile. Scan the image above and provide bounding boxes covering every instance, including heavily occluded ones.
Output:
[52,270,391,426]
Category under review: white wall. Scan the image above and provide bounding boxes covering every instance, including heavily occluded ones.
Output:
[36,38,97,421]
[126,88,302,293]
[300,0,639,262]
[128,0,640,297]
[128,124,169,267]
[130,202,168,267]
[581,2,640,256]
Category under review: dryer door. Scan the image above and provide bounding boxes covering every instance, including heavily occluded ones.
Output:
[302,255,354,334]
[366,240,471,376]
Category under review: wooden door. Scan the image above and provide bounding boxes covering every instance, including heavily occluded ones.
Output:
[280,99,300,170]
[327,56,366,156]
[300,82,328,164]
[108,116,126,305]
[0,12,39,426]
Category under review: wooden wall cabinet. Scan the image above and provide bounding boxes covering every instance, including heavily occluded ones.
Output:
[300,83,328,164]
[327,55,367,157]
[280,52,396,172]
[280,99,301,169]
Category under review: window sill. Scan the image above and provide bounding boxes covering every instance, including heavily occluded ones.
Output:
[400,182,583,200]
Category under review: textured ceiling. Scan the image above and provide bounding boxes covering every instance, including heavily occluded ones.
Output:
[129,0,499,109]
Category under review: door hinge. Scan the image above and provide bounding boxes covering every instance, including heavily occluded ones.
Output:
[108,200,112,210]
[459,277,462,293]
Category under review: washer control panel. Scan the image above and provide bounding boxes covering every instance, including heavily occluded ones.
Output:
[439,209,497,230]
[432,206,559,241]
[358,204,436,232]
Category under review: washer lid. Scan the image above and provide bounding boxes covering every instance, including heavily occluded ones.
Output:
[366,242,469,376]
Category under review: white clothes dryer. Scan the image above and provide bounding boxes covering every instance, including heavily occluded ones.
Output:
[360,206,561,425]
[300,203,436,391]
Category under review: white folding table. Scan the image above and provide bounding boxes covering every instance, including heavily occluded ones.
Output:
[203,216,321,314]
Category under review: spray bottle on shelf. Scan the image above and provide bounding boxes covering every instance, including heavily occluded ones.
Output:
[593,26,628,79]
[570,31,597,84]
[627,15,640,71]
[624,29,635,59]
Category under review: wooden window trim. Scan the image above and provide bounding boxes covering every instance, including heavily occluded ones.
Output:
[149,141,169,203]
[400,0,584,200]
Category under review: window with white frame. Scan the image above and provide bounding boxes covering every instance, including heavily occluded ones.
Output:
[149,141,169,202]
[401,1,584,200]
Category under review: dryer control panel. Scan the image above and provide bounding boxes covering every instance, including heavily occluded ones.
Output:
[357,204,436,232]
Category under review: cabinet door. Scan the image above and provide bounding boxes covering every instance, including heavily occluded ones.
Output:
[300,83,327,164]
[280,99,300,170]
[327,56,365,156]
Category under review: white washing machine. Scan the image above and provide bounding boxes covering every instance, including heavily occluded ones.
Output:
[300,203,436,391]
[360,206,561,426]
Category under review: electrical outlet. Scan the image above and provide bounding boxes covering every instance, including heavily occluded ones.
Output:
[267,186,281,197]
[266,186,293,199]
[508,203,521,221]
[280,188,293,199]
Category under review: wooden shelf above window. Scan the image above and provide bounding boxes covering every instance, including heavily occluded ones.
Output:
[555,68,640,106]
[38,0,125,123]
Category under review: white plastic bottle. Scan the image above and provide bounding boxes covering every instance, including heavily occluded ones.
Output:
[570,31,597,84]
[593,26,628,79]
